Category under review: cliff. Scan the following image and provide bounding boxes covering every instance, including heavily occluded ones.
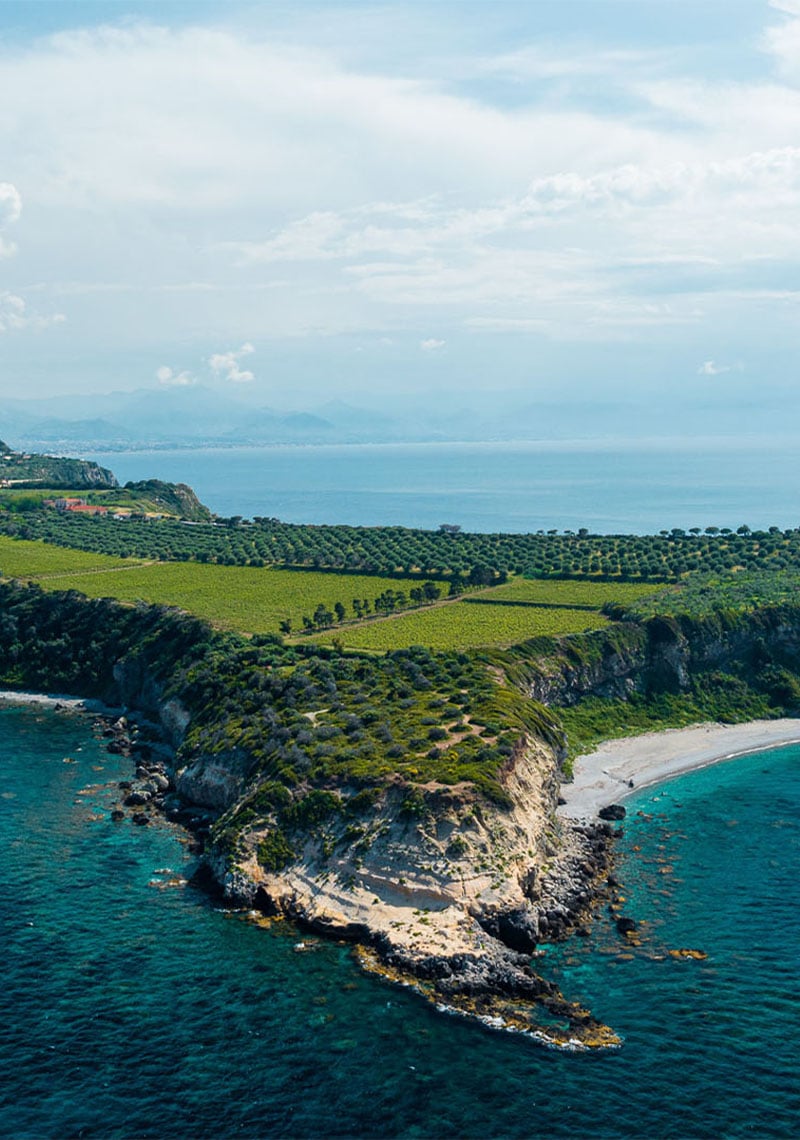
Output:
[5,581,800,1046]
[0,442,118,489]
[123,479,212,522]
[507,605,800,711]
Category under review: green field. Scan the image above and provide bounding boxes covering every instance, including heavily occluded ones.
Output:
[0,535,648,646]
[476,577,660,607]
[0,535,142,577]
[309,600,608,651]
[24,560,424,635]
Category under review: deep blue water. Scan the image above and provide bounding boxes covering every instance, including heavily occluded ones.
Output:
[88,437,800,533]
[2,704,799,1138]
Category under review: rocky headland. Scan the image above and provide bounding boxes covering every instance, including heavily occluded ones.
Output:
[6,580,800,1048]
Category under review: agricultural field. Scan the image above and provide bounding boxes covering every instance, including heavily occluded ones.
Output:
[309,600,608,651]
[4,502,800,582]
[0,535,650,648]
[0,535,143,578]
[472,577,660,608]
[25,561,423,636]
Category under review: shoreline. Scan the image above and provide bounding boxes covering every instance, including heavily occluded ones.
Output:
[0,689,120,714]
[558,718,800,819]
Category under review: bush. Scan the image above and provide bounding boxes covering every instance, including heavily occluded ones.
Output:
[257,829,294,871]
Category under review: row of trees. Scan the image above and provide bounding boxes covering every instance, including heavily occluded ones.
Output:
[3,502,800,583]
[279,582,444,634]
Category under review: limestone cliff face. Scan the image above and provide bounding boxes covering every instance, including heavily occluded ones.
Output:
[523,607,800,708]
[525,625,648,706]
[210,735,608,962]
[199,733,618,1046]
[175,749,254,812]
[110,657,191,750]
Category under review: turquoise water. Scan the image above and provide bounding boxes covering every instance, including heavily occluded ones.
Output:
[2,705,799,1139]
[88,438,800,533]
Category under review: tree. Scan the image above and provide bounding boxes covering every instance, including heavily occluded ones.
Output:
[468,563,494,586]
[313,604,334,627]
[334,602,346,623]
[279,618,292,635]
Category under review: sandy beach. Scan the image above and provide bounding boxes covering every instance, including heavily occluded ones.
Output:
[558,718,800,819]
[0,689,115,713]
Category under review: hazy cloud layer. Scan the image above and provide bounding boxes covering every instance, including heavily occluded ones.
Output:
[1,2,799,405]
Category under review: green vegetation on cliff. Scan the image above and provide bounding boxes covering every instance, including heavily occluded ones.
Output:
[615,569,800,621]
[0,581,562,815]
[0,442,117,490]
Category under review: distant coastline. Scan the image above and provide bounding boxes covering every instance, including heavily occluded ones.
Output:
[76,437,800,533]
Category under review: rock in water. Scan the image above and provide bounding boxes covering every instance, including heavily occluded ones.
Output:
[599,803,627,821]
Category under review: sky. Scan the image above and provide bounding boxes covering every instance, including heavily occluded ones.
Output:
[1,0,800,416]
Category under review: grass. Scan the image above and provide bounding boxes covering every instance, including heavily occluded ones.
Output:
[308,600,609,651]
[23,561,424,636]
[0,537,638,646]
[0,538,624,647]
[477,578,660,607]
[0,535,142,577]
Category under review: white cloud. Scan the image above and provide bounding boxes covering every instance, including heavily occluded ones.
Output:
[0,182,21,258]
[209,342,255,383]
[769,1,800,15]
[156,364,195,387]
[420,337,445,351]
[2,9,800,395]
[698,360,728,375]
[697,360,744,376]
[0,291,65,333]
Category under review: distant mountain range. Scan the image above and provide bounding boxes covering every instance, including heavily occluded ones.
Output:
[1,385,790,452]
[2,388,428,450]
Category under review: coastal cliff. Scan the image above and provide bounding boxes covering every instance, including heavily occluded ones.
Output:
[3,581,800,1045]
[508,605,800,709]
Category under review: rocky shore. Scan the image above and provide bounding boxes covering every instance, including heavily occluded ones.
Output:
[2,687,621,1047]
[193,736,624,1049]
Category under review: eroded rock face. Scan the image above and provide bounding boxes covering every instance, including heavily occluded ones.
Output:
[526,609,800,710]
[203,735,619,1046]
[175,749,255,812]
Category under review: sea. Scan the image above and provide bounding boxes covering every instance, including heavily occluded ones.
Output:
[87,436,800,533]
[1,703,799,1139]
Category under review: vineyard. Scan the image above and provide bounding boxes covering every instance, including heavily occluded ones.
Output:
[473,577,658,608]
[0,536,142,578]
[1,534,657,647]
[309,600,609,651]
[22,561,427,636]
